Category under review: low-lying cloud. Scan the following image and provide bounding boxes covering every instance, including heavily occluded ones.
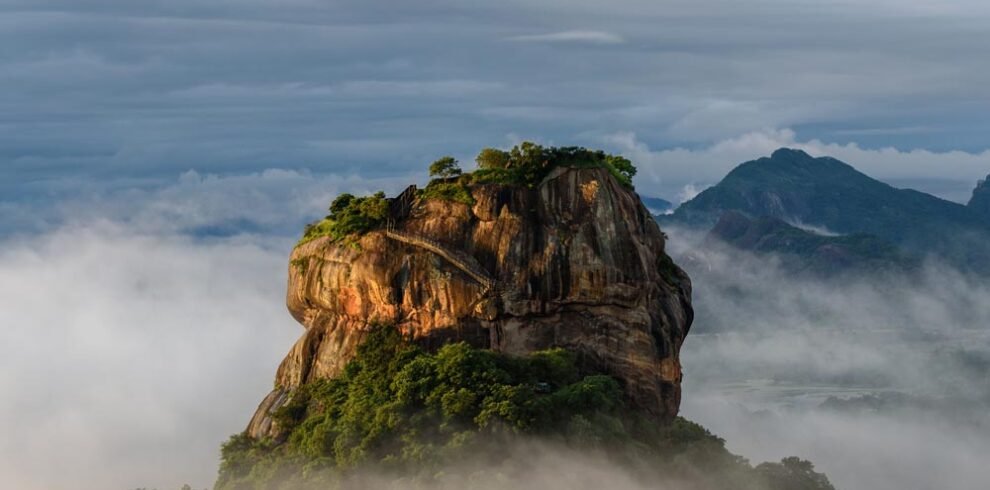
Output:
[0,223,299,490]
[1,168,416,238]
[668,226,990,490]
[0,168,430,490]
[610,129,990,202]
[2,182,989,490]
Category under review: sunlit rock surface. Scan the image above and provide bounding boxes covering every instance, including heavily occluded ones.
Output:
[248,167,693,439]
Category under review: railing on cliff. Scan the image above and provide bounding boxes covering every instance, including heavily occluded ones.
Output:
[384,224,496,291]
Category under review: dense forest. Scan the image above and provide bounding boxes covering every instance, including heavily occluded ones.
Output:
[215,328,833,490]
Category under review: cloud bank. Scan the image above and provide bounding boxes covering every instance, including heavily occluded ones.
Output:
[668,227,990,490]
[610,129,990,202]
[3,165,988,490]
[0,169,418,489]
[0,223,299,490]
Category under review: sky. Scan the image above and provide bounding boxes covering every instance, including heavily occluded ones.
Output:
[3,0,990,215]
[2,1,990,489]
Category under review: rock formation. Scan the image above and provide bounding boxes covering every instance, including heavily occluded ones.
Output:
[247,166,693,439]
[969,175,990,219]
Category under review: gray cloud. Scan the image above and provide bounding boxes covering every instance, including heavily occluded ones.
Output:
[608,129,990,202]
[507,30,625,44]
[0,223,300,490]
[60,168,417,236]
[2,0,990,203]
[0,165,421,238]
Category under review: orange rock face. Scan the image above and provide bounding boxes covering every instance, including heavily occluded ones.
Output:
[247,167,693,439]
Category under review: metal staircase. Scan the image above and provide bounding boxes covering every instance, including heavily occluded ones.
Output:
[384,226,496,291]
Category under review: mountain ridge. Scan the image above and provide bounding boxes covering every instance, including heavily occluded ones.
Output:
[664,148,990,271]
[704,210,918,275]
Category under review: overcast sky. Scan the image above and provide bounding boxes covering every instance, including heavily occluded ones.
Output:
[3,0,990,215]
[2,2,990,489]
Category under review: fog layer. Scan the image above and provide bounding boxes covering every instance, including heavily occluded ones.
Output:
[670,227,990,490]
[0,224,298,490]
[1,177,988,489]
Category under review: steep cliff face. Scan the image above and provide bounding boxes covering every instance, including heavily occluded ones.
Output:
[247,167,693,439]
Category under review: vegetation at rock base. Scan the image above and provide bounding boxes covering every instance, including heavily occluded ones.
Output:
[755,458,838,490]
[298,191,389,246]
[215,327,834,490]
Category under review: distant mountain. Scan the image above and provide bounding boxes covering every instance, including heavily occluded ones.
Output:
[706,211,917,275]
[665,148,990,271]
[969,175,990,219]
[640,195,674,214]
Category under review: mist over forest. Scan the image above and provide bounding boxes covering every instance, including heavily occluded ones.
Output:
[669,226,990,490]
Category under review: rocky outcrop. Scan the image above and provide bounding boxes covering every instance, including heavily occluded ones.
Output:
[969,175,990,219]
[247,166,693,439]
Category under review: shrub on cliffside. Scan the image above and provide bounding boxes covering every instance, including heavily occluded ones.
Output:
[421,156,474,204]
[299,191,389,245]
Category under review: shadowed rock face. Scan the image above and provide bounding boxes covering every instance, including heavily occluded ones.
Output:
[970,176,990,219]
[247,167,693,439]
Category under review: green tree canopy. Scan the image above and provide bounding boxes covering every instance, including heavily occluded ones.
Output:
[475,148,511,169]
[299,191,389,245]
[329,193,355,214]
[468,142,638,188]
[605,154,636,183]
[429,156,462,179]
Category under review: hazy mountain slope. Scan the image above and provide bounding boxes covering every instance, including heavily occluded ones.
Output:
[666,148,990,270]
[705,211,917,275]
[640,195,674,214]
